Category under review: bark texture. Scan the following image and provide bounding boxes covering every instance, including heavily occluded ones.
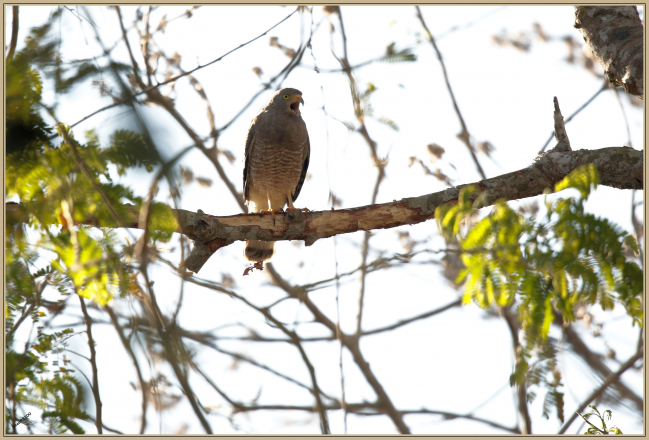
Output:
[6,147,643,273]
[575,6,644,99]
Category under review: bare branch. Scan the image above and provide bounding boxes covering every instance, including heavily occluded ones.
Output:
[501,305,531,434]
[630,190,643,268]
[55,7,300,134]
[265,263,411,434]
[7,146,643,273]
[137,177,213,433]
[6,278,48,341]
[51,120,129,228]
[104,306,148,434]
[210,401,520,433]
[539,81,608,153]
[363,298,462,336]
[328,7,386,338]
[557,312,644,414]
[204,279,331,433]
[558,347,643,434]
[78,295,103,434]
[114,6,141,80]
[415,6,487,180]
[551,97,572,153]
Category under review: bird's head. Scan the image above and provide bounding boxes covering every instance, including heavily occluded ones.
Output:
[271,88,304,116]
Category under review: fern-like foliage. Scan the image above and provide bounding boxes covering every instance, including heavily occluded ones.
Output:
[5,13,175,434]
[579,404,623,435]
[435,164,643,423]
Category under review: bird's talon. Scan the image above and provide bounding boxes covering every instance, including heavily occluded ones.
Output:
[285,207,309,213]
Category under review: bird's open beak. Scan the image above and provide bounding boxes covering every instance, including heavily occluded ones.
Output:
[290,95,303,114]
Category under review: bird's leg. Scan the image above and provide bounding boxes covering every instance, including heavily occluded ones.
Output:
[259,192,283,225]
[285,191,309,213]
[260,208,283,225]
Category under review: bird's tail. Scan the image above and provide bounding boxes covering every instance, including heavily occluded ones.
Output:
[244,240,275,262]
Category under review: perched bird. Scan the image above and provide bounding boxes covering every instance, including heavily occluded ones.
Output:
[243,87,310,262]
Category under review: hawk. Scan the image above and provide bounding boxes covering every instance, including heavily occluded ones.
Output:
[243,88,310,262]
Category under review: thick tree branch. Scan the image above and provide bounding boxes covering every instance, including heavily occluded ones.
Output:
[176,146,643,273]
[574,6,643,99]
[7,147,642,273]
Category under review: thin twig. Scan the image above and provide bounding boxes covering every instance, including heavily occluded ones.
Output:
[199,401,519,433]
[51,118,129,228]
[118,12,246,214]
[134,264,341,413]
[64,348,90,361]
[356,168,385,336]
[6,278,48,341]
[55,7,300,135]
[191,362,244,411]
[576,411,607,434]
[133,158,213,433]
[333,237,348,433]
[557,311,644,413]
[266,263,411,434]
[104,305,148,434]
[83,414,125,435]
[501,305,531,434]
[558,348,643,434]
[114,7,141,80]
[329,7,387,338]
[142,6,153,86]
[363,298,462,336]
[217,283,331,434]
[539,80,608,153]
[610,83,633,149]
[415,6,486,180]
[142,282,213,433]
[207,344,338,404]
[551,96,572,152]
[631,190,643,268]
[78,295,103,434]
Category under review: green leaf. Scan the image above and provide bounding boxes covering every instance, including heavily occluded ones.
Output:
[379,47,417,63]
[554,164,599,199]
[376,116,399,132]
[147,202,179,242]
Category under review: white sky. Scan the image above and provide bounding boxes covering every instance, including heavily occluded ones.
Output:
[6,5,644,435]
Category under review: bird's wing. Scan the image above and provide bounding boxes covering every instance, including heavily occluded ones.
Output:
[292,133,310,202]
[242,118,257,202]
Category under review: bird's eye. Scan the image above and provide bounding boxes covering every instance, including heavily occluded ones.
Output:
[283,94,289,100]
